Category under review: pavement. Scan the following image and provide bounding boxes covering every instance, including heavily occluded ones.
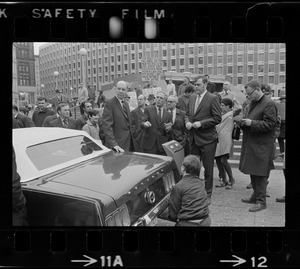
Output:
[156,164,285,227]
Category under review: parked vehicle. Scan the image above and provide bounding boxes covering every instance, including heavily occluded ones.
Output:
[13,128,180,226]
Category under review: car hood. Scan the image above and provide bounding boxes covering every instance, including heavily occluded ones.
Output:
[35,151,172,201]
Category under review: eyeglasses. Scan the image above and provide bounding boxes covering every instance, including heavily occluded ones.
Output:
[246,88,256,97]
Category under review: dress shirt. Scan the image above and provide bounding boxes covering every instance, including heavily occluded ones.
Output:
[156,106,163,119]
[194,90,207,112]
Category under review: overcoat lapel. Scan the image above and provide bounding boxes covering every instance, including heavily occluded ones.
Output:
[114,96,129,120]
[195,93,209,115]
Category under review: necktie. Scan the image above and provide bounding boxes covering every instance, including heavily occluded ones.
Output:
[158,107,162,121]
[63,119,69,128]
[121,101,128,119]
[194,95,201,113]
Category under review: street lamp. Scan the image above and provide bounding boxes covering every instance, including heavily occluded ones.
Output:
[79,48,87,88]
[40,84,45,97]
[54,71,59,92]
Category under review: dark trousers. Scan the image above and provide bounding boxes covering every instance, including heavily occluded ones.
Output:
[215,154,234,183]
[143,141,166,156]
[250,175,268,205]
[190,140,217,198]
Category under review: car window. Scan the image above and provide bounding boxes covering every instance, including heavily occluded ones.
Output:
[23,190,101,226]
[26,135,103,170]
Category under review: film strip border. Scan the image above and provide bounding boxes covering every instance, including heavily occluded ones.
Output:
[1,229,296,267]
[0,2,288,41]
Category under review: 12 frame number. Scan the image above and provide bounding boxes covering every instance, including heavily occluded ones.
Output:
[100,256,123,267]
[251,257,267,267]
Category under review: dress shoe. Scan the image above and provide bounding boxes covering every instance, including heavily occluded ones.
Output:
[249,203,266,212]
[276,196,285,203]
[241,197,256,204]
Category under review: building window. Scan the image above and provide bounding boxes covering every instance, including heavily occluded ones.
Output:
[237,54,243,62]
[280,52,285,61]
[258,64,264,73]
[124,64,128,70]
[180,48,184,56]
[154,51,158,57]
[198,57,203,65]
[139,43,143,49]
[280,43,285,49]
[269,76,275,83]
[189,47,194,54]
[248,54,253,62]
[227,55,233,63]
[117,46,121,53]
[258,43,265,50]
[163,60,167,67]
[258,76,264,84]
[227,66,233,74]
[207,66,213,74]
[131,44,135,50]
[171,49,176,56]
[248,65,253,73]
[198,46,204,54]
[279,75,285,83]
[162,50,167,57]
[131,54,135,60]
[124,45,128,51]
[269,43,275,50]
[132,63,135,69]
[217,66,223,75]
[208,56,213,64]
[248,43,254,50]
[189,58,194,65]
[199,67,204,74]
[217,56,222,64]
[189,68,194,73]
[180,58,184,66]
[111,66,114,72]
[237,77,243,84]
[111,75,114,81]
[227,44,233,52]
[111,56,114,62]
[269,53,275,61]
[207,45,213,54]
[238,43,243,51]
[280,64,285,72]
[117,55,121,62]
[124,55,128,61]
[171,59,176,66]
[217,44,223,53]
[269,64,275,72]
[258,53,264,62]
[248,76,253,82]
[117,65,121,71]
[180,68,185,73]
[238,66,243,73]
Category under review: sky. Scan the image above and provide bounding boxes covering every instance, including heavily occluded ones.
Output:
[33,42,47,55]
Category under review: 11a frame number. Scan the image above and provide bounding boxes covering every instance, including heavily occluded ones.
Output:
[251,257,267,267]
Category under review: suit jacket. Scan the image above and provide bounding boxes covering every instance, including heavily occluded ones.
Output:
[51,94,68,111]
[48,117,78,130]
[141,106,172,152]
[102,96,133,151]
[185,91,222,146]
[13,113,35,128]
[131,107,146,152]
[170,109,188,146]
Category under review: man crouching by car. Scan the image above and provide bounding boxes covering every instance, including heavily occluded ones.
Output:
[168,155,211,226]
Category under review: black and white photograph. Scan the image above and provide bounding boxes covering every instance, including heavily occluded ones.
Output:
[12,42,286,227]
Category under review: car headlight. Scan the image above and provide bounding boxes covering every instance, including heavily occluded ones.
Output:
[105,205,131,226]
[163,170,176,193]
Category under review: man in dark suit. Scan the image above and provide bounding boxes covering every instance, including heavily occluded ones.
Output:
[204,74,217,94]
[131,94,147,152]
[167,95,189,156]
[141,91,173,155]
[48,102,78,129]
[102,81,134,153]
[12,105,35,128]
[185,77,222,199]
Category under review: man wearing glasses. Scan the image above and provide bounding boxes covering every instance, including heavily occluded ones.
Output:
[185,77,222,201]
[102,81,134,153]
[235,80,277,212]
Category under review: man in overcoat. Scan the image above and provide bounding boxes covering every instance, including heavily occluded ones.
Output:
[185,77,222,199]
[102,81,134,153]
[141,91,172,155]
[235,80,277,212]
[131,94,147,152]
[51,89,68,112]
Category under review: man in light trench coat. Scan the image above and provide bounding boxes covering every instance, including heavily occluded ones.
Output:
[235,80,277,212]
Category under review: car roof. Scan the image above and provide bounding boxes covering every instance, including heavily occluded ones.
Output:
[13,127,111,182]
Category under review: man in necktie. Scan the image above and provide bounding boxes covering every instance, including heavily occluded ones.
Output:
[141,91,172,155]
[185,77,222,201]
[48,102,78,129]
[167,95,189,156]
[102,81,134,153]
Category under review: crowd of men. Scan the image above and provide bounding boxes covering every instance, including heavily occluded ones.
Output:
[13,76,286,226]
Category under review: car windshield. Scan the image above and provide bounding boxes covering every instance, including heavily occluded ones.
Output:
[26,135,103,171]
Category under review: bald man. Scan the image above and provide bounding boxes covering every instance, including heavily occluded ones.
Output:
[102,81,134,153]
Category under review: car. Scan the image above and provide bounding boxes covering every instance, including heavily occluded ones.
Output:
[13,127,180,226]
